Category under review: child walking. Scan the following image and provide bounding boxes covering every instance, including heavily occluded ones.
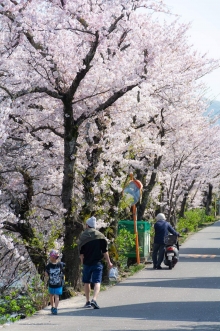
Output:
[45,249,65,315]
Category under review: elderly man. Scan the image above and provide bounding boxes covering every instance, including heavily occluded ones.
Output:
[152,213,179,270]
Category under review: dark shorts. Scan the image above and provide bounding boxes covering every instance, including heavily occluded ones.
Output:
[82,264,103,284]
[48,287,63,295]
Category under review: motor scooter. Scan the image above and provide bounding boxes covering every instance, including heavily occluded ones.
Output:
[163,234,180,270]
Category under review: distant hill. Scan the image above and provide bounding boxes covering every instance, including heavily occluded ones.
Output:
[205,100,220,124]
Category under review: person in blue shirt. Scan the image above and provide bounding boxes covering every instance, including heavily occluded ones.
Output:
[152,213,179,269]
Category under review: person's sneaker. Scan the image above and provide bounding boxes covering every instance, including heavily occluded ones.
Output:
[91,299,100,309]
[153,265,156,269]
[51,307,54,314]
[84,301,91,308]
[52,308,58,315]
[156,266,162,270]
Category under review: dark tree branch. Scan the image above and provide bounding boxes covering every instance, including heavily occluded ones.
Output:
[76,83,138,125]
[2,221,19,233]
[15,86,62,99]
[0,85,62,100]
[108,14,124,33]
[72,88,111,105]
[30,125,64,138]
[67,31,99,99]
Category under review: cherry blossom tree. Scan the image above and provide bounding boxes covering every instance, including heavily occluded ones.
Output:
[0,0,171,287]
[0,0,220,290]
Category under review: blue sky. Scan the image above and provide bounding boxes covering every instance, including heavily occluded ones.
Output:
[163,0,220,102]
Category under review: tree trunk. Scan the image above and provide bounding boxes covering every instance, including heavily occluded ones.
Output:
[62,216,83,290]
[167,174,179,224]
[179,180,195,218]
[137,109,165,220]
[3,169,48,277]
[61,97,84,289]
[155,184,165,215]
[78,118,104,220]
[205,183,213,215]
[137,155,162,220]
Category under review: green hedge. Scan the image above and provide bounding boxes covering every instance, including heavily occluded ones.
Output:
[177,209,215,233]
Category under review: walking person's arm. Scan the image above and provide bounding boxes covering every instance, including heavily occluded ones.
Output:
[100,238,113,268]
[44,266,49,283]
[103,251,113,269]
[79,254,84,264]
[168,224,179,236]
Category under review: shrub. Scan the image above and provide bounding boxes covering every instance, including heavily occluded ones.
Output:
[110,228,136,267]
[0,275,48,325]
[0,290,36,324]
[177,208,215,233]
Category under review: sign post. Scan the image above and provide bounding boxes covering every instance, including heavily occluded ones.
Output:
[123,173,143,264]
[132,203,140,264]
[129,173,140,264]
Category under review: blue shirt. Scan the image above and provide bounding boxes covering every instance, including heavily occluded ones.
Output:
[154,220,179,244]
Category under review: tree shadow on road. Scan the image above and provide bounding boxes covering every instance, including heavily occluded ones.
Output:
[179,247,220,256]
[116,275,220,290]
[57,301,220,323]
[111,326,220,331]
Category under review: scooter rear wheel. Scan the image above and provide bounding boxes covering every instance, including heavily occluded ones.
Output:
[168,261,173,270]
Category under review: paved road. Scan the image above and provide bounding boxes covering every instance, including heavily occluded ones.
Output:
[5,221,220,331]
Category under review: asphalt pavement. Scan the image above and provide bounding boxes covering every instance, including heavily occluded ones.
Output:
[4,221,220,331]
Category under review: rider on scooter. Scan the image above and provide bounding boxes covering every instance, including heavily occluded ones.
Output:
[152,213,179,269]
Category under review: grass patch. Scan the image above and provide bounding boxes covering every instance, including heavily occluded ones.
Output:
[127,263,145,276]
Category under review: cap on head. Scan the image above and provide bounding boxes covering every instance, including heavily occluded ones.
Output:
[86,216,96,228]
[156,213,166,221]
[49,249,59,259]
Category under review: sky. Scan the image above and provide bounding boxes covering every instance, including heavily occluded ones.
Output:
[161,0,220,102]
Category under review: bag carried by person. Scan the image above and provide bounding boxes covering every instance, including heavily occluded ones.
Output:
[109,267,119,281]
